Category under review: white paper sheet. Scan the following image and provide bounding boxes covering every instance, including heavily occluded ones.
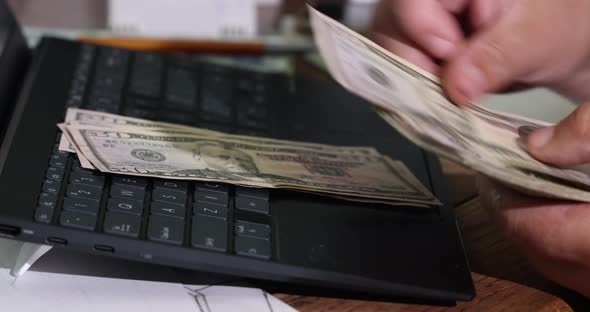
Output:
[0,238,52,277]
[0,268,296,312]
[108,0,257,39]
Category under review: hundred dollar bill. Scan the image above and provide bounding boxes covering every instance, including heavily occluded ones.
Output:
[308,6,590,202]
[65,124,441,206]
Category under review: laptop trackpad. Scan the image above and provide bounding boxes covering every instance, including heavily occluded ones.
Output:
[273,193,462,286]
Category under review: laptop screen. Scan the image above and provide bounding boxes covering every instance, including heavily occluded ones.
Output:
[0,0,29,140]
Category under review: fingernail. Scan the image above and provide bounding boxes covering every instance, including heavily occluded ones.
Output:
[427,36,455,58]
[456,62,486,102]
[528,126,555,150]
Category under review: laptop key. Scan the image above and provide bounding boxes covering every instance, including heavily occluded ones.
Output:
[235,236,271,260]
[60,210,97,231]
[110,184,145,202]
[52,144,69,157]
[34,206,54,224]
[88,95,121,114]
[193,201,228,219]
[123,106,157,120]
[152,188,186,205]
[198,122,233,133]
[237,99,268,120]
[235,187,269,200]
[147,215,184,245]
[194,182,229,206]
[107,198,143,216]
[194,190,228,207]
[42,179,62,196]
[165,67,197,110]
[197,182,229,193]
[150,201,185,219]
[200,94,232,123]
[235,197,270,215]
[103,211,141,238]
[235,221,270,240]
[69,171,105,189]
[72,159,92,173]
[93,76,123,95]
[202,71,232,89]
[158,110,196,125]
[97,47,129,73]
[49,154,67,168]
[153,180,188,203]
[45,166,65,182]
[112,176,148,190]
[126,96,159,109]
[66,183,102,201]
[130,53,162,97]
[87,105,120,115]
[63,197,100,215]
[191,214,227,252]
[154,180,188,192]
[237,113,269,130]
[37,193,57,210]
[236,78,266,93]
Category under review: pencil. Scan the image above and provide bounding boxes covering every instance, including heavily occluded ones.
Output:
[78,36,266,54]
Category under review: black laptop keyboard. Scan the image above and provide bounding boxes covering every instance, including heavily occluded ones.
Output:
[34,44,288,260]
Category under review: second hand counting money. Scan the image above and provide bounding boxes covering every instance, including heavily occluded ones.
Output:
[308,5,590,203]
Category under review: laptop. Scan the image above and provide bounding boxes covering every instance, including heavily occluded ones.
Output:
[0,1,475,303]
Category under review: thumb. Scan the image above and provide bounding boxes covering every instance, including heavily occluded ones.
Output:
[528,103,590,166]
[442,2,556,105]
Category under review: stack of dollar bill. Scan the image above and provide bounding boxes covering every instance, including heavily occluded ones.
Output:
[58,108,441,207]
[308,6,590,202]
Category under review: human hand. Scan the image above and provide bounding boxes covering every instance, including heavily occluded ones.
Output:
[370,0,590,105]
[480,101,590,298]
[370,0,590,297]
[478,175,590,298]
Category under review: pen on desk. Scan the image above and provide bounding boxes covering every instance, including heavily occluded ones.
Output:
[78,36,314,55]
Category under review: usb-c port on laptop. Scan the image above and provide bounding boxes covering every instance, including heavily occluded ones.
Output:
[46,237,67,246]
[94,244,115,253]
[0,224,21,238]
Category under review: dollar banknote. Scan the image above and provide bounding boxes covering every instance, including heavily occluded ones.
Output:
[59,108,382,156]
[57,123,95,169]
[308,5,590,202]
[63,124,440,206]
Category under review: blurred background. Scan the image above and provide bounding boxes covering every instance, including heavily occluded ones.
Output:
[6,0,575,123]
[5,0,380,37]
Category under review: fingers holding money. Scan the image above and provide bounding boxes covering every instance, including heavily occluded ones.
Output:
[443,0,590,106]
[370,0,464,73]
[477,175,590,297]
[374,0,590,107]
[528,102,590,167]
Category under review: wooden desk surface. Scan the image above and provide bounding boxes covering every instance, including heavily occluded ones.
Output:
[276,160,589,311]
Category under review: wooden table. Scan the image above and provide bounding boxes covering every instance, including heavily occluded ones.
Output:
[276,160,589,311]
